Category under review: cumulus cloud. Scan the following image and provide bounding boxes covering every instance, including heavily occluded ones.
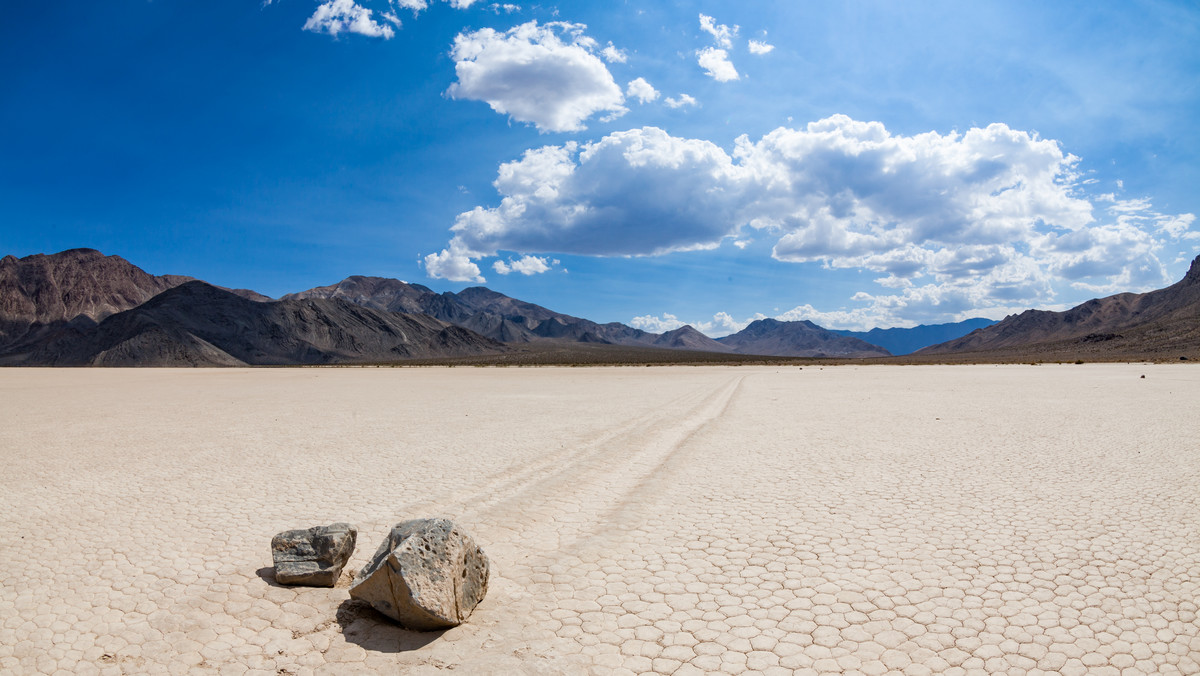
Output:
[428,114,1196,322]
[303,0,396,39]
[707,311,761,335]
[630,313,688,333]
[699,13,738,49]
[664,93,698,109]
[443,128,743,260]
[696,47,739,82]
[493,255,555,275]
[630,311,764,338]
[295,0,484,37]
[447,21,626,133]
[601,43,627,63]
[626,77,659,104]
[748,39,775,55]
[424,242,485,282]
[392,0,480,10]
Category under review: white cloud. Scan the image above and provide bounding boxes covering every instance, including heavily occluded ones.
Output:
[750,117,1095,265]
[389,0,480,10]
[664,93,698,108]
[748,39,775,55]
[434,115,1196,324]
[707,311,762,336]
[698,13,738,49]
[286,0,484,37]
[630,311,763,338]
[447,21,626,133]
[488,3,520,13]
[630,313,688,333]
[601,43,627,63]
[447,127,743,258]
[493,255,554,275]
[696,47,739,82]
[303,0,395,39]
[424,242,485,282]
[626,77,659,104]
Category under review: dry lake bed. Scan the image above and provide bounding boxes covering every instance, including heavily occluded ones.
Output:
[1,364,1198,675]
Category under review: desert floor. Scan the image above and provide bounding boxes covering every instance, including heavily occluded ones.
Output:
[1,364,1198,675]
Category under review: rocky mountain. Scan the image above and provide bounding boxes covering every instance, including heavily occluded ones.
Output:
[285,276,660,347]
[653,326,734,352]
[717,318,892,358]
[920,255,1200,358]
[0,248,190,348]
[832,318,997,355]
[3,281,505,366]
[281,275,437,314]
[0,248,270,352]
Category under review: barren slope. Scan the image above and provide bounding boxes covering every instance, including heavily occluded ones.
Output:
[14,281,505,366]
[922,255,1200,357]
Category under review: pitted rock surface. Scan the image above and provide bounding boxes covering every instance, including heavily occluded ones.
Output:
[350,518,489,630]
[271,522,357,587]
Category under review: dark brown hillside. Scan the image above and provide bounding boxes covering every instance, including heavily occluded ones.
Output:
[10,281,505,366]
[287,277,660,346]
[281,275,436,314]
[920,255,1200,358]
[717,318,891,358]
[0,248,271,352]
[0,249,190,347]
[653,326,734,352]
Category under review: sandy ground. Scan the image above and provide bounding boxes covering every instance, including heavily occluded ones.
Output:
[1,364,1198,676]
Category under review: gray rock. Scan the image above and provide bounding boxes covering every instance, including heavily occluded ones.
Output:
[271,522,358,587]
[349,518,489,630]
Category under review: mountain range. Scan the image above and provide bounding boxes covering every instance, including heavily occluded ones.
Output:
[918,255,1200,360]
[16,281,505,367]
[281,274,892,358]
[832,318,998,356]
[2,248,1196,365]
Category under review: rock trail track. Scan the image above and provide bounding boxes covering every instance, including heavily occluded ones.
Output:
[1,365,1198,675]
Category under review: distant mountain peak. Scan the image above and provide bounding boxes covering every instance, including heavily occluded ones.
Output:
[1184,254,1200,285]
[920,257,1200,357]
[0,247,192,349]
[718,318,889,357]
[832,317,998,355]
[652,325,734,352]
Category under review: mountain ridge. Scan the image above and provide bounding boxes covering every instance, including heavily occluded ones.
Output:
[7,247,1195,365]
[832,318,998,355]
[919,256,1200,358]
[0,248,270,353]
[4,281,505,366]
[286,276,664,347]
[717,318,892,358]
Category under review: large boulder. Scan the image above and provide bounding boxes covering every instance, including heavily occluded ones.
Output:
[349,518,489,630]
[271,522,358,587]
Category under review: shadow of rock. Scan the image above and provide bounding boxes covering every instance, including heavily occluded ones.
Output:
[336,599,446,654]
[254,566,289,588]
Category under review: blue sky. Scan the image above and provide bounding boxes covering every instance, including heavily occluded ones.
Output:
[2,1,1197,334]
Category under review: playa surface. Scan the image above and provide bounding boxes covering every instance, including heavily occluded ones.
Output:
[1,364,1198,675]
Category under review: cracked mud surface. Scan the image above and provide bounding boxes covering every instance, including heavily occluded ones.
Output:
[1,364,1198,674]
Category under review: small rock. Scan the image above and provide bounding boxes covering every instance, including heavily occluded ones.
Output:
[349,518,489,630]
[271,522,358,587]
